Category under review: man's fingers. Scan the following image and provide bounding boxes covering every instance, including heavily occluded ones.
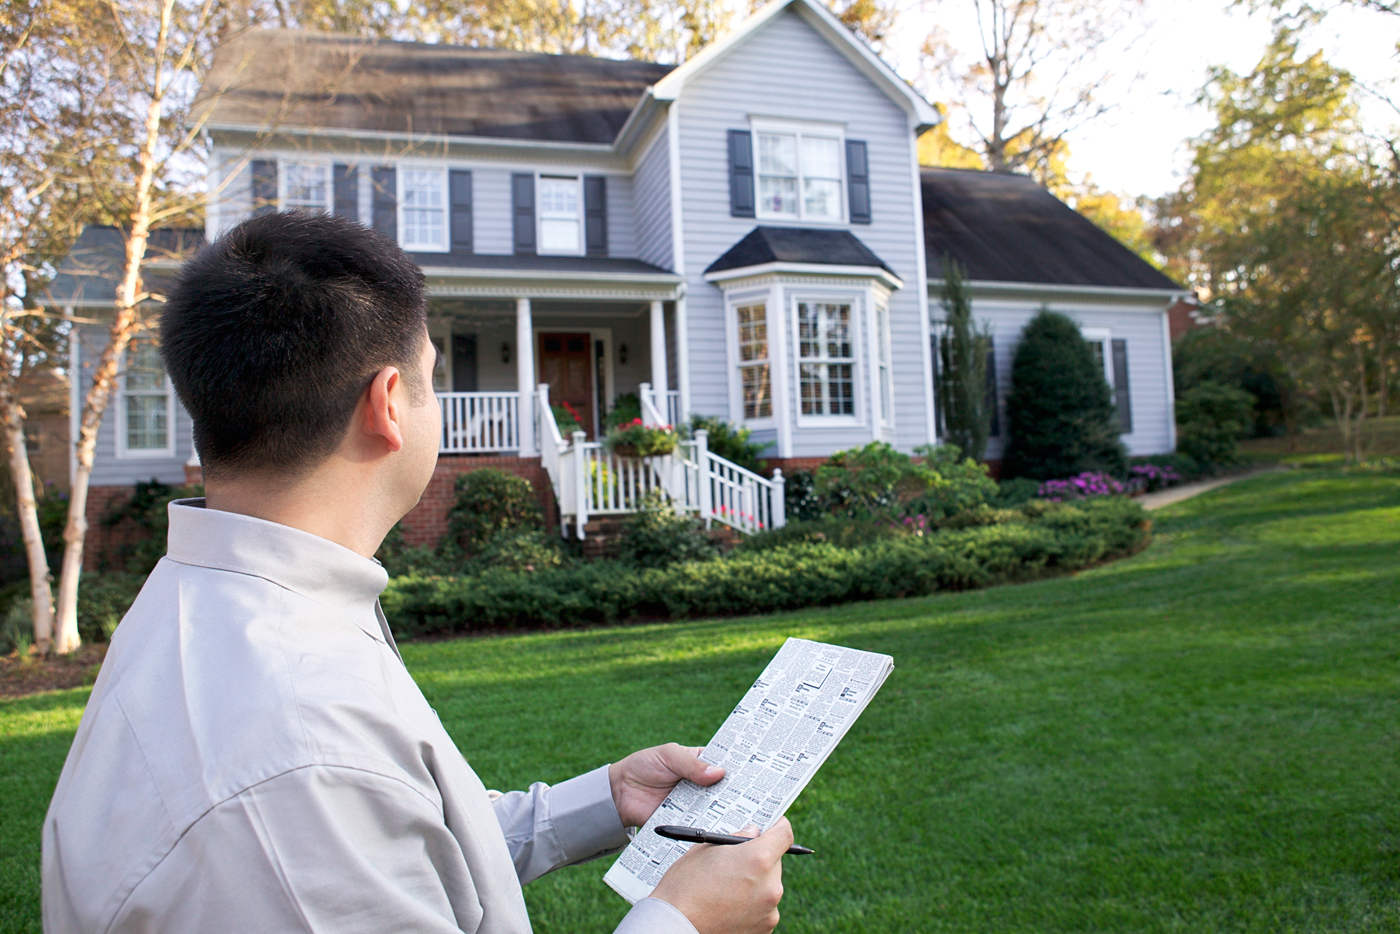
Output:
[663,742,724,785]
[734,823,760,840]
[752,818,794,858]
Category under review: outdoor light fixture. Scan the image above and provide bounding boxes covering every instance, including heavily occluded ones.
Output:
[501,342,511,364]
[618,343,629,365]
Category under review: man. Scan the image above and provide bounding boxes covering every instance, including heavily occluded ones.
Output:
[43,212,791,934]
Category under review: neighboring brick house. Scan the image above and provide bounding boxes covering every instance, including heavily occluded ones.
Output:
[46,0,1187,552]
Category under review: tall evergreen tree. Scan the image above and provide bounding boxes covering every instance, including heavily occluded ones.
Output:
[934,256,991,461]
[1002,309,1126,480]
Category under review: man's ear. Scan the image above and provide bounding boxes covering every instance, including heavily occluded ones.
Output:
[364,365,406,453]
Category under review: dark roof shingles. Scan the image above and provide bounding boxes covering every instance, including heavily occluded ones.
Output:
[921,168,1180,291]
[200,31,673,144]
[705,226,898,278]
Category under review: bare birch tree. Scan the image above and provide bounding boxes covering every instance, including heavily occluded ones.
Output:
[920,0,1147,173]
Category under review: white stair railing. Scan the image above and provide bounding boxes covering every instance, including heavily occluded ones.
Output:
[675,430,785,535]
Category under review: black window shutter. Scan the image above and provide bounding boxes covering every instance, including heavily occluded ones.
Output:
[1111,338,1132,433]
[333,164,357,221]
[984,338,1000,437]
[584,175,607,257]
[449,169,473,254]
[846,140,871,224]
[728,130,755,218]
[251,159,277,216]
[371,166,396,241]
[512,173,536,255]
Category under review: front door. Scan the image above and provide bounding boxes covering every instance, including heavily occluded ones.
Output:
[538,332,594,437]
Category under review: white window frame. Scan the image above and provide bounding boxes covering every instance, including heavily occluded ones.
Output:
[397,163,450,254]
[750,118,847,225]
[732,299,774,425]
[874,302,894,428]
[115,338,176,459]
[1081,327,1115,389]
[536,173,584,256]
[278,159,331,213]
[791,292,864,427]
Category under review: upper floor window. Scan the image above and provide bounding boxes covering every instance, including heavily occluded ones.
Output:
[281,162,329,212]
[118,338,175,458]
[756,125,844,223]
[538,175,582,254]
[400,168,447,252]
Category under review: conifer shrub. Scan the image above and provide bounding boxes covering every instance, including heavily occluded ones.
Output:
[1176,380,1255,467]
[1002,310,1127,481]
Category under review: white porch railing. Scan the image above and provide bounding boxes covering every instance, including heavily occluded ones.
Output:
[638,383,682,428]
[439,391,520,454]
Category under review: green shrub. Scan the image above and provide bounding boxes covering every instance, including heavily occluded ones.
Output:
[77,572,146,642]
[1176,380,1255,467]
[993,477,1042,507]
[782,469,825,522]
[0,599,32,656]
[683,415,771,474]
[736,514,905,553]
[381,498,1149,638]
[817,442,923,516]
[604,393,641,431]
[904,444,998,519]
[616,491,718,568]
[473,529,567,572]
[1002,310,1127,481]
[446,469,543,556]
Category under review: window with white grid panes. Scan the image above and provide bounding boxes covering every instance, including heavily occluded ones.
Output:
[120,339,172,456]
[281,162,329,212]
[735,303,772,420]
[797,301,856,417]
[876,304,893,425]
[756,131,844,222]
[400,168,447,251]
[538,176,581,254]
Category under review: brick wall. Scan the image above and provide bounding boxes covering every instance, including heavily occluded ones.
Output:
[399,455,554,548]
[83,485,150,571]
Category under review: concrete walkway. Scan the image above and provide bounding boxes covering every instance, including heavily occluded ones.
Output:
[1137,466,1280,511]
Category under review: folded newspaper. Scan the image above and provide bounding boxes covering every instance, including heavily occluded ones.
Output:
[604,638,894,904]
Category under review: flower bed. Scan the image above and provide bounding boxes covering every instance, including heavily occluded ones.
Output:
[605,418,678,457]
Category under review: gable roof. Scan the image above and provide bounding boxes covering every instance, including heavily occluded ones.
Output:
[200,30,674,145]
[651,0,938,130]
[922,168,1181,293]
[45,227,205,307]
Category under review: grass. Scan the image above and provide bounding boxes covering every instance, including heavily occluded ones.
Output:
[2,468,1398,932]
[1240,414,1400,466]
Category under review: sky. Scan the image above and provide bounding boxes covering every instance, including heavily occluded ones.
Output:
[883,0,1400,199]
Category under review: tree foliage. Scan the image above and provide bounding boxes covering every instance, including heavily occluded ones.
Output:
[934,256,992,461]
[1002,309,1126,480]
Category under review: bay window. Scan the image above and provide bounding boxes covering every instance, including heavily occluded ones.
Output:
[400,168,447,251]
[797,301,856,418]
[736,302,771,420]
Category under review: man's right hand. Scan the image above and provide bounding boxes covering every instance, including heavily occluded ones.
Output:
[649,819,793,934]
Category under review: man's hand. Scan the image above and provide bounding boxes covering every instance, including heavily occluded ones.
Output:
[608,743,724,828]
[651,820,792,934]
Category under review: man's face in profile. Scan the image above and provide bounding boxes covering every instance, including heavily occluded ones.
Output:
[399,327,442,504]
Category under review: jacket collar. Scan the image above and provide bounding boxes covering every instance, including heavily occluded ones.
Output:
[164,499,389,610]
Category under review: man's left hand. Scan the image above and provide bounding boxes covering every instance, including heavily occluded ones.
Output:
[609,743,725,828]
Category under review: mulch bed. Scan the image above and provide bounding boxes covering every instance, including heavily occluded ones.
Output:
[0,643,106,698]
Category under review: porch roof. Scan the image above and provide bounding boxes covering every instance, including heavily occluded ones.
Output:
[417,253,684,301]
[45,226,205,307]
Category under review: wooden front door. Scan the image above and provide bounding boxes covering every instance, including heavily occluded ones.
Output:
[538,332,594,437]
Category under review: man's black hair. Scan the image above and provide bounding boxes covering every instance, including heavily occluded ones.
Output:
[160,211,428,479]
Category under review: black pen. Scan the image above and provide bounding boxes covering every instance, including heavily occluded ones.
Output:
[653,824,814,855]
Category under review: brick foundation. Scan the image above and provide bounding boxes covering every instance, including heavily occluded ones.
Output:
[82,485,152,572]
[399,455,554,548]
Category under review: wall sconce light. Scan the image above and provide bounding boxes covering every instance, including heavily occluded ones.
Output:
[618,343,629,365]
[501,342,511,365]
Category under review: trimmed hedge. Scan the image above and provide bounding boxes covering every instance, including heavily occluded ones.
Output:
[382,498,1150,638]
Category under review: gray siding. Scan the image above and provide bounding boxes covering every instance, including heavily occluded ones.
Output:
[210,153,252,240]
[978,300,1174,461]
[676,9,931,454]
[634,131,673,271]
[77,325,194,488]
[607,173,638,260]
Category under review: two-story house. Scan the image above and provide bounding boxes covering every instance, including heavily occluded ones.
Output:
[48,0,1185,552]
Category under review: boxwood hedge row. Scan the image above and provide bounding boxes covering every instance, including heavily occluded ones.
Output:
[381,497,1150,638]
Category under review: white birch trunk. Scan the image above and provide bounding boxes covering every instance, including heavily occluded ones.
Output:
[0,381,54,653]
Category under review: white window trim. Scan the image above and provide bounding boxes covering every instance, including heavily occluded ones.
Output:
[1081,326,1115,388]
[277,158,332,213]
[725,291,777,428]
[872,300,894,429]
[750,118,848,226]
[536,173,585,257]
[791,291,865,427]
[115,343,177,460]
[397,163,450,254]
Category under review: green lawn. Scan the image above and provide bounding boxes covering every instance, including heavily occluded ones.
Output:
[3,469,1398,932]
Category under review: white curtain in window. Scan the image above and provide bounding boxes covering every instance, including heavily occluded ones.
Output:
[539,176,581,252]
[401,169,446,249]
[757,134,798,216]
[800,137,842,219]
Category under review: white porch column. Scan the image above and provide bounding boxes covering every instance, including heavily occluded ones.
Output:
[649,299,670,417]
[674,294,691,422]
[516,297,537,457]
